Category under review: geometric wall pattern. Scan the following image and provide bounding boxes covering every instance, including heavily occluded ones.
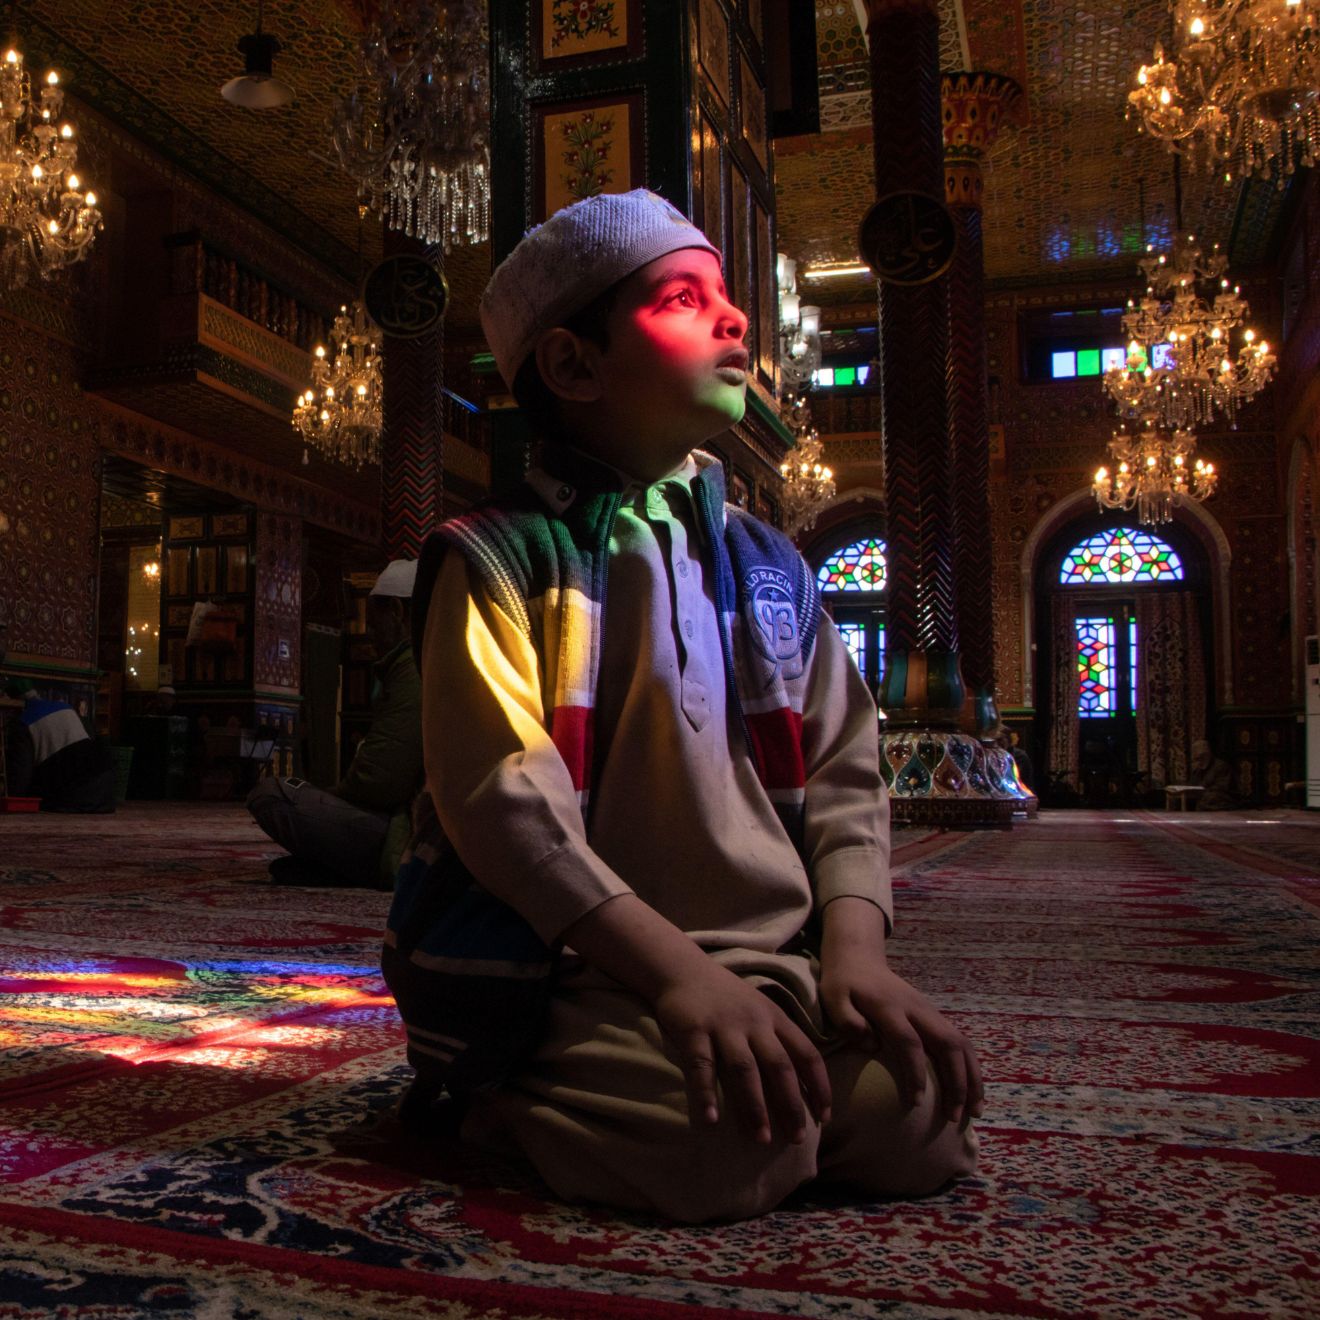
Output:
[0,317,102,666]
[253,513,303,693]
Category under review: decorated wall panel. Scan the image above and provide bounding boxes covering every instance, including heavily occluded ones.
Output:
[0,315,103,670]
[253,513,303,694]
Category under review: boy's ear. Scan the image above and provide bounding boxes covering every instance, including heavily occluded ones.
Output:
[535,328,605,403]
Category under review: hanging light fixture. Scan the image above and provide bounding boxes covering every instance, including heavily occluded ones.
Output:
[1102,229,1275,429]
[292,301,383,468]
[778,394,836,536]
[776,253,822,389]
[330,0,490,251]
[1093,419,1218,524]
[1128,0,1320,185]
[220,1,295,110]
[0,46,102,287]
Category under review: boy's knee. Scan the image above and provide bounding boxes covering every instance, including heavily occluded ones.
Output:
[644,1131,818,1224]
[820,1054,978,1199]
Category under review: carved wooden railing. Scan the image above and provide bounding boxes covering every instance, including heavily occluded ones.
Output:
[164,231,331,353]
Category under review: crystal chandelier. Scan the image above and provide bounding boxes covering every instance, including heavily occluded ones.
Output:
[1093,420,1218,524]
[331,0,490,251]
[293,301,383,468]
[776,253,822,389]
[1128,0,1320,184]
[778,394,836,536]
[0,46,102,287]
[1102,231,1275,429]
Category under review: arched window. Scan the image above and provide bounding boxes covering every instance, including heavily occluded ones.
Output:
[1059,527,1185,585]
[816,537,887,592]
[816,537,887,697]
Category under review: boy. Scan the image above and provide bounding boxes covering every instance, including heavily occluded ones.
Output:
[386,190,981,1223]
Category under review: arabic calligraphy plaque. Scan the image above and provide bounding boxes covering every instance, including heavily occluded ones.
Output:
[858,191,956,286]
[362,256,449,338]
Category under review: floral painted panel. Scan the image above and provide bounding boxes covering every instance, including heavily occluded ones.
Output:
[538,0,641,66]
[539,99,637,218]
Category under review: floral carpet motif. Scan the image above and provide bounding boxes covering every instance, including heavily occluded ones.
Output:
[0,804,1317,1318]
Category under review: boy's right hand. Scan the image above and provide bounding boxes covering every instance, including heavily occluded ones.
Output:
[561,893,831,1145]
[653,963,832,1146]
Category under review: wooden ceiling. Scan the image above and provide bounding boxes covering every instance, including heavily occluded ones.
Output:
[7,0,1293,336]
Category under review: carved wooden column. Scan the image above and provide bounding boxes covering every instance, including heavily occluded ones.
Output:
[378,228,444,560]
[942,72,1021,738]
[861,0,1015,825]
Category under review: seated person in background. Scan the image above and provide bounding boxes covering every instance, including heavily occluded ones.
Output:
[247,559,423,888]
[1190,739,1237,811]
[3,679,115,812]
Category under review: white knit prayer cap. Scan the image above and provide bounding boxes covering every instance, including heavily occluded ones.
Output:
[480,189,721,389]
[370,559,418,599]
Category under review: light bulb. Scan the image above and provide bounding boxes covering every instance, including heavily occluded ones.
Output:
[60,124,73,139]
[1190,16,1204,34]
[66,173,79,189]
[84,191,96,206]
[46,70,59,85]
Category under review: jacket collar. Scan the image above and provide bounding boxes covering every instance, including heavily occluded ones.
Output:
[530,443,726,516]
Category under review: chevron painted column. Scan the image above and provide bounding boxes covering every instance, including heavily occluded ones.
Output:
[863,0,1017,826]
[380,229,443,560]
[943,72,1021,739]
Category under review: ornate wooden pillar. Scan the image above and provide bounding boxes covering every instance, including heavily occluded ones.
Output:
[379,228,444,560]
[861,0,1016,825]
[942,72,1021,737]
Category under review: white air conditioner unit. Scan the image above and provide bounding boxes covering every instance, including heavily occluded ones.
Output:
[1307,634,1320,809]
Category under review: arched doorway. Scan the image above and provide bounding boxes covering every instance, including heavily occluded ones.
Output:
[1035,514,1213,806]
[808,527,887,704]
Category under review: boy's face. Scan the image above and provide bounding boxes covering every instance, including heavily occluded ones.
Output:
[547,247,749,481]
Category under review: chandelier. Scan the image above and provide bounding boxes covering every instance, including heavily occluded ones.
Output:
[293,301,383,468]
[1093,421,1218,524]
[331,0,490,250]
[776,253,822,389]
[778,394,836,536]
[0,46,102,287]
[1102,231,1275,429]
[1128,0,1320,184]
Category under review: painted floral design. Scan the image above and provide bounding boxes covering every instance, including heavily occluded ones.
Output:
[560,111,616,200]
[551,0,620,47]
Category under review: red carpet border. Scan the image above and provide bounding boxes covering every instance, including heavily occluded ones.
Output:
[0,804,1316,1318]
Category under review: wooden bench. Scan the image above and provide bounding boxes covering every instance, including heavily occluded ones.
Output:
[1165,784,1205,811]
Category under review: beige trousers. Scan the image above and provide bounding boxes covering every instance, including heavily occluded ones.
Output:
[471,980,978,1224]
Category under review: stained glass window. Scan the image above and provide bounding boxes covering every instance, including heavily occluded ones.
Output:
[1059,527,1184,585]
[817,538,888,592]
[1129,616,1139,713]
[1076,616,1116,716]
[837,622,866,679]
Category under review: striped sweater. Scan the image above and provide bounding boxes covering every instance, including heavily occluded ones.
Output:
[384,449,822,1093]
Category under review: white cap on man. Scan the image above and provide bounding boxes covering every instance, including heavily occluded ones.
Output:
[369,559,418,599]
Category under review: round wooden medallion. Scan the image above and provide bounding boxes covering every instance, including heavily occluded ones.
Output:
[858,191,957,286]
[362,255,449,338]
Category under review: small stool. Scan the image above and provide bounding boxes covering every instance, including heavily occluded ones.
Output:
[1165,784,1205,811]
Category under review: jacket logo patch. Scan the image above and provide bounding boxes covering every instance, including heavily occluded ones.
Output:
[744,566,803,680]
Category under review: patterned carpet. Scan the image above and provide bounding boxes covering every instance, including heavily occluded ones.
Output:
[1,804,1317,1318]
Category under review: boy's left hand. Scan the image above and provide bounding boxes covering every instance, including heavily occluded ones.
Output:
[819,898,983,1129]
